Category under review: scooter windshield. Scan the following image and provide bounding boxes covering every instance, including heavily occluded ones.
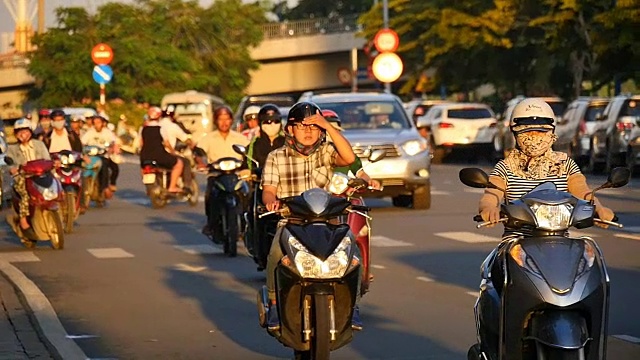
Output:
[520,182,575,205]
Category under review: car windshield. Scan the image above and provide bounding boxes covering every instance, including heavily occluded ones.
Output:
[315,100,410,130]
[169,103,207,115]
[548,102,567,116]
[447,108,493,119]
[585,104,608,122]
[621,99,640,117]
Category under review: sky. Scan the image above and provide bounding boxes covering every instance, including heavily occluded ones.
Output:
[0,0,298,50]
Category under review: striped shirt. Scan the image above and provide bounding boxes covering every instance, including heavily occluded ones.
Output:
[491,158,581,239]
[261,142,338,199]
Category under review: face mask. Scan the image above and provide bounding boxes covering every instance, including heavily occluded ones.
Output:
[40,120,51,129]
[261,122,281,137]
[516,131,556,157]
[52,120,65,130]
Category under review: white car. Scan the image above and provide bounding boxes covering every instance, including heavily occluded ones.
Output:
[416,103,497,163]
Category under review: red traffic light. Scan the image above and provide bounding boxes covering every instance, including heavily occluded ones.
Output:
[373,29,399,53]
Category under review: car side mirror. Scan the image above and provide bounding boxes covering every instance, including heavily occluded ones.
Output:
[459,168,491,188]
[368,149,386,163]
[232,144,247,156]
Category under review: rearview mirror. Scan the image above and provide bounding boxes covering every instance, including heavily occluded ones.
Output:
[368,149,386,163]
[459,168,490,188]
[232,144,247,156]
[4,156,13,165]
[607,167,630,188]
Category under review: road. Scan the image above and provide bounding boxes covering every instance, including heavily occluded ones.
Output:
[0,158,639,359]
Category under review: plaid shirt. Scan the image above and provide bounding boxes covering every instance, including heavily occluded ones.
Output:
[261,142,338,198]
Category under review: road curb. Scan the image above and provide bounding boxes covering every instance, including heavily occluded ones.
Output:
[0,261,88,360]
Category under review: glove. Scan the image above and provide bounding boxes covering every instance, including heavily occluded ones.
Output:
[480,206,501,228]
[595,205,614,229]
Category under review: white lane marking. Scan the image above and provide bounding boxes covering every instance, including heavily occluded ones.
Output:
[87,248,134,259]
[0,262,88,358]
[121,195,205,205]
[0,252,40,262]
[416,276,434,282]
[173,263,207,272]
[612,334,640,344]
[65,334,99,339]
[371,264,386,269]
[466,291,479,297]
[614,233,640,241]
[370,235,413,247]
[174,244,221,255]
[432,190,451,196]
[464,188,485,194]
[435,231,500,243]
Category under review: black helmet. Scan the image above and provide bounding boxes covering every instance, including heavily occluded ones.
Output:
[50,109,66,118]
[258,104,281,123]
[287,102,321,124]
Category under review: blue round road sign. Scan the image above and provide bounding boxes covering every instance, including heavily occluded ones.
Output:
[92,64,113,84]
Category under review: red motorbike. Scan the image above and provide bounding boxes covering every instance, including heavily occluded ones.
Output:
[5,157,65,249]
[51,150,83,233]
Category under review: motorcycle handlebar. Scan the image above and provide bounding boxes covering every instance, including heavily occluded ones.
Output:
[351,204,371,212]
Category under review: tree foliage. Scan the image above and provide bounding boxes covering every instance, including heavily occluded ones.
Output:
[273,0,373,20]
[359,0,639,99]
[28,0,266,107]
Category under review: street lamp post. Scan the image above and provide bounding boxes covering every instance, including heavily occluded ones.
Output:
[382,0,391,93]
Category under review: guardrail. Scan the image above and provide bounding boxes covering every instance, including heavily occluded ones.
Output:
[261,14,363,40]
[0,54,29,69]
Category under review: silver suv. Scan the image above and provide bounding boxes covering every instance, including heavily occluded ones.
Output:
[299,92,432,209]
[587,94,640,173]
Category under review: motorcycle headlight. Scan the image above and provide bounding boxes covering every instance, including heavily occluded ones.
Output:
[35,184,59,201]
[214,159,241,171]
[529,203,573,231]
[288,236,353,279]
[401,139,427,156]
[328,173,349,195]
[577,240,596,276]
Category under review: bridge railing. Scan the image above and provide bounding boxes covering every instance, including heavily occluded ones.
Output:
[0,53,29,69]
[261,14,363,40]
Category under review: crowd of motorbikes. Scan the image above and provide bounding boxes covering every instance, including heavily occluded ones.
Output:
[3,143,114,250]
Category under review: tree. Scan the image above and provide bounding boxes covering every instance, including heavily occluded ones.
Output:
[27,0,266,107]
[274,0,373,20]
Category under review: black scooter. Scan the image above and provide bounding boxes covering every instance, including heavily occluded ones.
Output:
[459,167,630,360]
[256,187,368,360]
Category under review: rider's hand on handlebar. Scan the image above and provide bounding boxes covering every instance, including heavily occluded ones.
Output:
[368,179,382,190]
[595,205,614,229]
[265,199,281,212]
[480,207,501,228]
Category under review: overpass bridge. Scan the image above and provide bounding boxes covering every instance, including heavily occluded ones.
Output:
[0,15,374,113]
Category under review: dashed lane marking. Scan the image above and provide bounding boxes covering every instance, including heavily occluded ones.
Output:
[466,291,479,297]
[614,233,640,241]
[370,236,413,247]
[416,276,434,282]
[87,248,134,259]
[371,264,386,269]
[119,195,205,206]
[612,335,640,344]
[0,252,40,262]
[173,263,207,272]
[434,231,500,243]
[174,244,221,255]
[432,190,451,196]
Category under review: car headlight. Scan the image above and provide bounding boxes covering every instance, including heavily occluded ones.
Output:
[288,236,352,279]
[214,159,241,171]
[328,173,349,195]
[401,139,427,156]
[529,203,573,231]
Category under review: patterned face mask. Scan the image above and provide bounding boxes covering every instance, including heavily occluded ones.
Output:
[515,131,556,157]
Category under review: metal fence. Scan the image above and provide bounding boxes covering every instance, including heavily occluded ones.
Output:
[261,14,363,40]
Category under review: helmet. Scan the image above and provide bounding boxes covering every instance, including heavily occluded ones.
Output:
[213,105,233,121]
[50,109,66,119]
[71,115,85,123]
[321,109,341,129]
[38,109,51,117]
[509,98,556,134]
[14,118,33,132]
[243,105,261,122]
[258,104,281,123]
[287,102,321,124]
[84,111,95,118]
[147,106,162,120]
[94,115,108,124]
[162,106,175,118]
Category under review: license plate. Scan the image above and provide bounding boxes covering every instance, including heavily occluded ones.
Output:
[142,173,156,184]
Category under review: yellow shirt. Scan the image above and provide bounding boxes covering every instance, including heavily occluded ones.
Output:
[196,130,249,163]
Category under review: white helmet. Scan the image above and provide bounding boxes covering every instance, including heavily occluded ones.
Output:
[509,98,556,134]
[14,118,33,132]
[243,105,261,120]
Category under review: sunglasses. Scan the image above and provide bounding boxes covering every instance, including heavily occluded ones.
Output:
[292,122,320,131]
[244,115,258,121]
[262,119,280,125]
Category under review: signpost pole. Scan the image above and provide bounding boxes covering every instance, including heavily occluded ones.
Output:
[100,83,106,105]
[351,47,358,92]
[382,0,391,94]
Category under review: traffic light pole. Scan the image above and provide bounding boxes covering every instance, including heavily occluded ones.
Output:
[382,0,391,94]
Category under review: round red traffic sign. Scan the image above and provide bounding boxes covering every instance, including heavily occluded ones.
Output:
[91,43,113,65]
[337,67,352,85]
[372,52,403,83]
[373,29,400,53]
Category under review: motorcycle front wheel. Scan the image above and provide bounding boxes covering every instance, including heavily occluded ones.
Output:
[295,294,331,360]
[63,192,77,233]
[44,210,64,250]
[188,179,199,207]
[223,208,239,257]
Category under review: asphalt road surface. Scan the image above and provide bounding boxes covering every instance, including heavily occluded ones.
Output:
[0,157,639,359]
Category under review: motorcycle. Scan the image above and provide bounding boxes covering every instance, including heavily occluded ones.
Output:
[82,145,107,210]
[256,187,367,360]
[459,166,630,360]
[204,154,251,257]
[51,150,83,233]
[140,160,199,209]
[4,157,65,250]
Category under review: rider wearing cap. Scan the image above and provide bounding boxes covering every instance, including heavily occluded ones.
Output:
[81,114,120,196]
[241,105,261,140]
[34,109,53,141]
[45,109,83,153]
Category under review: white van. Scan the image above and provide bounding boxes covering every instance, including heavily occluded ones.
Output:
[161,90,226,141]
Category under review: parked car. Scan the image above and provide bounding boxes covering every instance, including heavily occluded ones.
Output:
[403,98,451,125]
[233,95,296,131]
[587,94,640,173]
[628,124,640,177]
[553,97,609,166]
[495,96,567,158]
[299,92,432,209]
[416,103,498,163]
